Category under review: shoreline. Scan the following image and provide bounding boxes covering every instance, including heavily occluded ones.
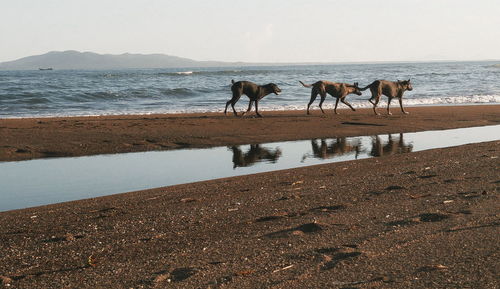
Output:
[1,105,499,162]
[2,103,499,120]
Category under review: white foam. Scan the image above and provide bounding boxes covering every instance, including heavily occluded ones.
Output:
[1,95,499,119]
[404,94,500,105]
[176,71,194,75]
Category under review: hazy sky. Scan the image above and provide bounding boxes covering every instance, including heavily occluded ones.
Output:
[1,0,500,63]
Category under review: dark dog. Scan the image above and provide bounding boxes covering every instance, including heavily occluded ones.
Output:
[360,79,413,115]
[299,81,362,115]
[224,80,281,117]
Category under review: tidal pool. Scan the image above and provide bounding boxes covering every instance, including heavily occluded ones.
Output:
[1,125,499,211]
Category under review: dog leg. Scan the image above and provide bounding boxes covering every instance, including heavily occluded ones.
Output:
[318,96,327,114]
[387,97,393,115]
[224,100,230,115]
[334,98,340,114]
[241,100,253,116]
[307,91,319,115]
[368,87,377,105]
[225,100,238,116]
[226,93,241,116]
[372,97,381,115]
[341,98,356,112]
[230,99,239,116]
[399,98,409,114]
[319,89,327,114]
[255,100,263,117]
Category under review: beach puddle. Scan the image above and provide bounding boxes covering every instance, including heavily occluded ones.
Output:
[1,125,499,211]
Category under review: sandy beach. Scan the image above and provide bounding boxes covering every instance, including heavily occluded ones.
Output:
[1,105,499,288]
[1,105,499,162]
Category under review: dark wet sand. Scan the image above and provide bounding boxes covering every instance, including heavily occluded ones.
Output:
[1,105,499,161]
[0,105,499,288]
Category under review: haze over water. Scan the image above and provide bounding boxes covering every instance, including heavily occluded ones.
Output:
[1,61,499,118]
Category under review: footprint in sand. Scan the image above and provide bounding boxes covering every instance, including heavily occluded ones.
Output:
[320,248,363,270]
[385,185,405,191]
[386,213,450,226]
[255,215,285,222]
[170,268,197,282]
[385,219,419,227]
[264,222,323,239]
[418,174,438,179]
[457,191,482,199]
[418,213,449,222]
[309,205,346,213]
[154,267,197,283]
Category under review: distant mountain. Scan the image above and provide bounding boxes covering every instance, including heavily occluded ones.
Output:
[0,51,246,70]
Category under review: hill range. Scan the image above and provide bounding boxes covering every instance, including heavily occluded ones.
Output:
[0,50,248,70]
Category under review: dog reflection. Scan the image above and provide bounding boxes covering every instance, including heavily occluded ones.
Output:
[370,133,413,157]
[308,138,362,159]
[230,145,282,168]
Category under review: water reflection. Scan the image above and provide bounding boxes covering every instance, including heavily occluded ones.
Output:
[230,145,282,168]
[303,138,362,161]
[370,133,413,157]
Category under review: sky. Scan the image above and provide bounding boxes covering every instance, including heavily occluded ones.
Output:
[1,0,500,63]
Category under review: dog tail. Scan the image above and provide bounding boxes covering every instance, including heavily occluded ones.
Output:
[359,83,372,91]
[299,81,312,88]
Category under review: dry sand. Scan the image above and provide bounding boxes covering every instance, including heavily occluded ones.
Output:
[0,105,499,288]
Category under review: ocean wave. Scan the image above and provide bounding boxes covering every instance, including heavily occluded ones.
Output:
[93,72,138,79]
[70,90,155,101]
[17,96,52,105]
[81,91,124,100]
[413,72,454,77]
[405,94,500,105]
[159,87,197,97]
[157,69,284,77]
[336,94,500,108]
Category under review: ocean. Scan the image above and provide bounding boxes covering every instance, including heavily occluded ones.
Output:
[1,61,499,118]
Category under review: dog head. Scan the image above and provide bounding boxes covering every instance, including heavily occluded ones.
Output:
[399,79,413,91]
[268,83,282,95]
[350,82,363,95]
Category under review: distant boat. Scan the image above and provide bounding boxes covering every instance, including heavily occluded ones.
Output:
[39,68,53,71]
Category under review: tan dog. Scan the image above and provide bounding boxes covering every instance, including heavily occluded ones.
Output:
[299,81,362,115]
[360,79,413,115]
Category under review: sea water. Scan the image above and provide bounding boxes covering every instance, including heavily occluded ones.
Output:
[1,61,500,118]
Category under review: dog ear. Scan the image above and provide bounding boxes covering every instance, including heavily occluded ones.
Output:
[354,82,358,87]
[408,78,411,83]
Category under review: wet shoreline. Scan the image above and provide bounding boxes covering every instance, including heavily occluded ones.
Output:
[1,105,499,162]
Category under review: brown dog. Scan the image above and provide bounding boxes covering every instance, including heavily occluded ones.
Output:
[299,81,362,115]
[360,79,413,115]
[224,80,282,117]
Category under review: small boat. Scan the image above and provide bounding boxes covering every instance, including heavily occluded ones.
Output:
[39,68,53,71]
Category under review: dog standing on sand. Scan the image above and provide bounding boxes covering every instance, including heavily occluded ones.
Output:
[360,79,413,115]
[299,80,362,115]
[224,80,282,117]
